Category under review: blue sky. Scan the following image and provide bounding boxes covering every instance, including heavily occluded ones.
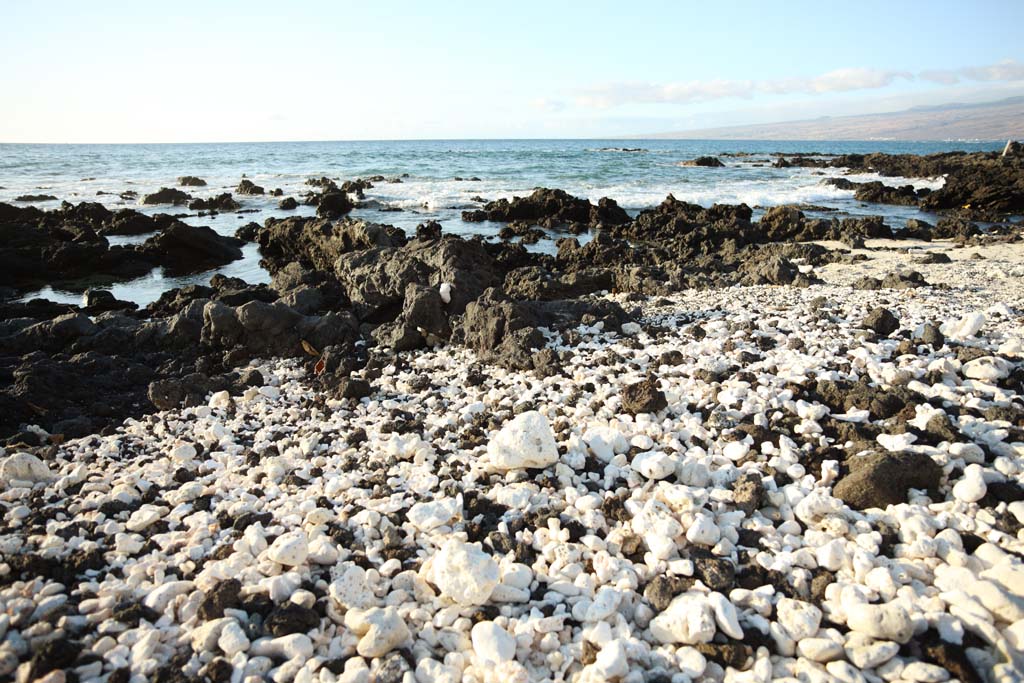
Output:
[2,0,1022,142]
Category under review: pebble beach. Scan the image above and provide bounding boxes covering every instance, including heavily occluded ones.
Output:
[2,230,1023,683]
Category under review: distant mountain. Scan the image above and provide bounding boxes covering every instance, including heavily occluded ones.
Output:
[638,96,1024,141]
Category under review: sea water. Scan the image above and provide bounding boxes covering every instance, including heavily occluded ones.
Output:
[0,138,1003,306]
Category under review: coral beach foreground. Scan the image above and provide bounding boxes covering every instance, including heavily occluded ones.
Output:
[0,147,1023,683]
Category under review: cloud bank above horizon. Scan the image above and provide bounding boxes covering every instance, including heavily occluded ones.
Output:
[571,60,1024,109]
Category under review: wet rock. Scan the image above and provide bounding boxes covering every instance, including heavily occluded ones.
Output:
[236,179,264,195]
[278,197,298,210]
[678,156,725,167]
[178,176,207,187]
[141,222,244,275]
[317,191,354,219]
[142,187,192,205]
[258,216,406,274]
[462,188,629,228]
[189,193,240,212]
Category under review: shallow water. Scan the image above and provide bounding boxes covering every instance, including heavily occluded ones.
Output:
[0,138,1004,306]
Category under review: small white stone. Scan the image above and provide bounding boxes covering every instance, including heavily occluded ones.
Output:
[330,566,375,609]
[431,540,500,606]
[901,661,950,682]
[345,607,410,658]
[723,441,750,461]
[594,639,629,679]
[941,311,985,340]
[777,597,822,641]
[963,356,1013,381]
[707,591,743,639]
[170,443,197,462]
[846,640,899,669]
[218,621,250,656]
[267,531,308,566]
[845,602,914,643]
[797,637,844,662]
[470,621,516,663]
[486,411,559,471]
[585,587,622,622]
[143,580,194,613]
[686,513,720,546]
[631,451,675,480]
[439,282,452,304]
[0,452,55,484]
[407,497,461,531]
[952,465,987,503]
[649,593,716,645]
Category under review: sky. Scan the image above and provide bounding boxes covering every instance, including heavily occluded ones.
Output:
[2,0,1023,142]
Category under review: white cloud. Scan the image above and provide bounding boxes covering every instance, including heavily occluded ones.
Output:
[920,59,1024,84]
[575,60,1024,108]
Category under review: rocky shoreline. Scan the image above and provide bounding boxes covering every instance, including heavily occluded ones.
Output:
[0,149,1022,683]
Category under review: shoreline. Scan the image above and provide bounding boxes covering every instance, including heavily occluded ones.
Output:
[0,146,1022,682]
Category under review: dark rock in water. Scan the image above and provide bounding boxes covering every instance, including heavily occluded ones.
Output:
[189,193,240,212]
[198,579,242,620]
[862,307,899,336]
[416,220,442,240]
[853,181,926,206]
[15,194,58,202]
[618,195,752,243]
[264,603,320,636]
[833,451,942,509]
[678,156,724,167]
[140,222,244,275]
[316,191,354,219]
[278,197,298,210]
[83,289,137,313]
[824,177,859,190]
[461,187,629,228]
[142,187,192,205]
[236,179,265,195]
[620,375,667,415]
[178,176,207,187]
[258,217,407,274]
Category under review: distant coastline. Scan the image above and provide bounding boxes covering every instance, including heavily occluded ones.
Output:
[633,95,1024,141]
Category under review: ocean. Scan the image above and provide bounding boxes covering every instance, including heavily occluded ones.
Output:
[0,138,1004,306]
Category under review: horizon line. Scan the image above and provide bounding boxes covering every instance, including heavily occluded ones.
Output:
[0,136,1010,146]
